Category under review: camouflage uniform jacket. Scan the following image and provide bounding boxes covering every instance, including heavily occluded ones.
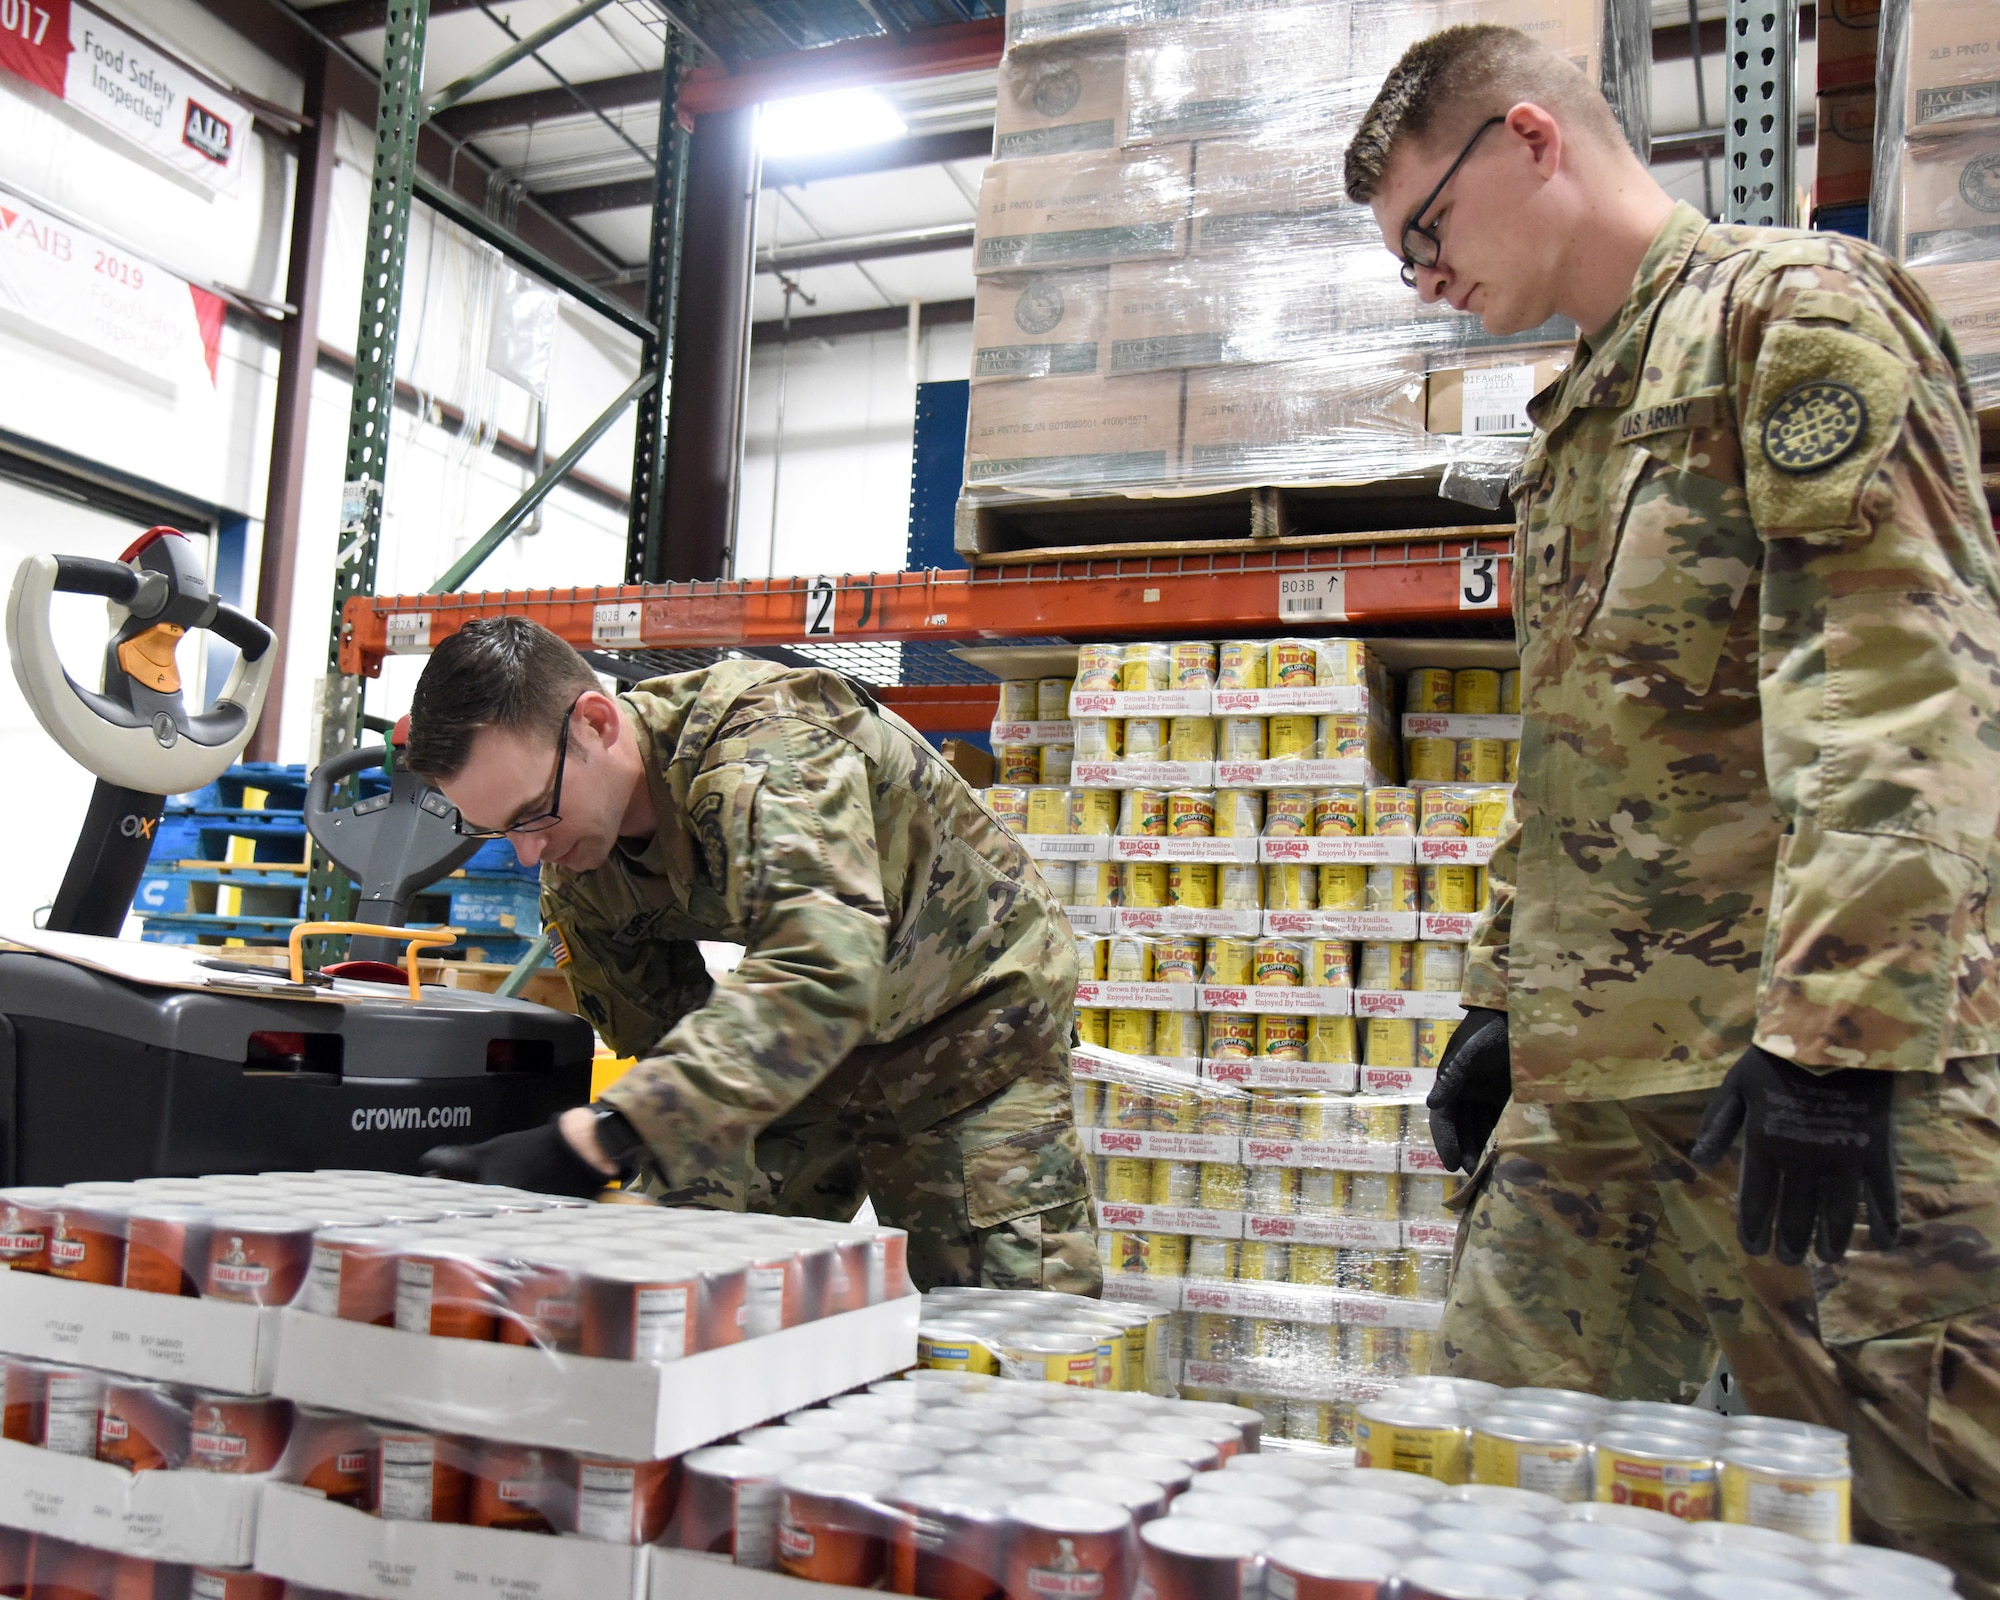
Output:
[541,661,1075,1185]
[1462,201,2000,1101]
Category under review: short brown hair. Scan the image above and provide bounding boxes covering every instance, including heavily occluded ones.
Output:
[404,616,600,780]
[1344,24,1625,204]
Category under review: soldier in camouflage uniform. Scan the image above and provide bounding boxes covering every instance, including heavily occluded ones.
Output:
[406,617,1096,1295]
[1347,26,2000,1590]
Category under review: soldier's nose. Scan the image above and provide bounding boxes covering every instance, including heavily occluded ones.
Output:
[514,832,545,866]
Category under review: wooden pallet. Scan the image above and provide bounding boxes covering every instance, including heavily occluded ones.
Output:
[956,474,1510,565]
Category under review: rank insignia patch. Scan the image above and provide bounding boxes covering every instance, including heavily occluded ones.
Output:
[1762,379,1869,474]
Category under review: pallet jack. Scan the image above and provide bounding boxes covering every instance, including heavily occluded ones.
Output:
[0,529,589,1185]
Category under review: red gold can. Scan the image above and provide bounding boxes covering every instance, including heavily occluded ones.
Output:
[985,788,1030,830]
[1366,865,1418,913]
[1456,740,1508,783]
[1219,717,1267,761]
[778,1461,899,1587]
[1205,1013,1256,1060]
[1259,1016,1309,1060]
[1212,790,1264,837]
[1119,789,1168,838]
[122,1205,209,1297]
[376,1428,471,1523]
[1169,718,1217,762]
[1124,862,1169,908]
[1152,937,1204,983]
[1006,1494,1133,1600]
[1320,716,1368,759]
[1169,864,1217,908]
[1499,670,1521,714]
[1026,787,1072,837]
[1416,1020,1456,1071]
[394,1238,502,1341]
[575,1453,680,1545]
[469,1440,565,1534]
[1168,790,1216,837]
[187,1393,291,1475]
[1363,789,1417,837]
[1267,715,1318,760]
[1406,668,1455,713]
[1203,938,1255,985]
[46,1203,127,1285]
[203,1214,315,1306]
[1074,644,1122,692]
[1071,789,1120,836]
[1312,789,1364,837]
[1405,739,1457,782]
[288,1406,376,1508]
[1264,865,1317,911]
[1418,788,1474,837]
[1421,866,1478,914]
[96,1380,188,1472]
[995,746,1041,785]
[1263,790,1314,838]
[1592,1430,1720,1521]
[1318,864,1366,910]
[1308,940,1353,988]
[1252,938,1305,987]
[1121,643,1172,692]
[1171,642,1219,689]
[1076,1009,1108,1047]
[1452,669,1501,714]
[1308,1017,1357,1063]
[1217,865,1262,910]
[1217,642,1267,690]
[1268,640,1319,689]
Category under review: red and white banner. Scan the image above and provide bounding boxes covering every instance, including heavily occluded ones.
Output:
[0,0,249,194]
[0,190,224,384]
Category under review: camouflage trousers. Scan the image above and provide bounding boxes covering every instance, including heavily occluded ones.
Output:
[651,969,1100,1297]
[1440,1058,2000,1596]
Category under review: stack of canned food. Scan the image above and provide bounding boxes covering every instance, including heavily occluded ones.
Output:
[914,1286,1176,1393]
[3,1354,293,1475]
[1356,1375,1867,1546]
[1402,664,1524,784]
[0,1534,284,1599]
[990,674,1077,787]
[674,1367,1263,1593]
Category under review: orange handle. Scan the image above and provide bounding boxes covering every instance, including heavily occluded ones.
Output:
[289,922,459,1000]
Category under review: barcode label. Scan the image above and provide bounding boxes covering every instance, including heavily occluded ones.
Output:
[1461,364,1536,436]
[1276,571,1346,621]
[1472,411,1527,433]
[592,601,643,646]
[385,612,431,654]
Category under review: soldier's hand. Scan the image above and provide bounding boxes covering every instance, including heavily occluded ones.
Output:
[420,1115,613,1199]
[1427,1006,1511,1173]
[1689,1045,1901,1266]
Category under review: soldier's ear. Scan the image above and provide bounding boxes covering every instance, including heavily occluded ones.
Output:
[575,690,624,752]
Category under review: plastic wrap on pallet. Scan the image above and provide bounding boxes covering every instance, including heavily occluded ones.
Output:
[1181,357,1432,487]
[996,37,1130,158]
[1123,4,1372,146]
[974,147,1193,274]
[1871,0,2000,407]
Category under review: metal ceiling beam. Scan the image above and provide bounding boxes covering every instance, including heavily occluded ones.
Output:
[750,296,972,346]
[297,0,482,34]
[424,0,619,119]
[678,18,1005,119]
[431,67,656,137]
[757,223,973,275]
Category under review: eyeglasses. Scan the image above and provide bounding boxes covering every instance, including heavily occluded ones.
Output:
[1399,115,1506,288]
[452,693,586,839]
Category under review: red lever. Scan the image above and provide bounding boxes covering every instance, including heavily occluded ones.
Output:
[117,526,188,563]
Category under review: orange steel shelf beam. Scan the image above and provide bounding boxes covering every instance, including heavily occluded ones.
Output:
[340,538,1512,678]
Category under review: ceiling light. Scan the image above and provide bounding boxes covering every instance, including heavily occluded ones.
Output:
[759,88,908,159]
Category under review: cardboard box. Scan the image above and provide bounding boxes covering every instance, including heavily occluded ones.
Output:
[1181,359,1427,482]
[972,269,1109,382]
[1427,351,1572,434]
[1190,139,1372,252]
[1896,131,2000,263]
[1906,0,2000,134]
[1126,6,1356,145]
[1004,0,1160,49]
[1104,259,1339,373]
[650,1549,857,1598]
[996,39,1127,158]
[1351,0,1601,82]
[1913,260,2000,358]
[271,1295,919,1462]
[965,372,1184,491]
[1817,0,1881,92]
[0,1272,283,1394]
[0,1439,260,1565]
[974,148,1192,274]
[255,1484,645,1600]
[1816,86,1878,207]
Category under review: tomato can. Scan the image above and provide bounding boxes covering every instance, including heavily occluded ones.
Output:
[1119,789,1168,838]
[777,1460,900,1586]
[0,1188,63,1274]
[1363,789,1417,837]
[1075,644,1122,692]
[1405,669,1455,714]
[302,1226,408,1325]
[46,1203,127,1285]
[1203,1013,1256,1061]
[1253,939,1305,987]
[1258,1016,1309,1060]
[996,746,1042,785]
[1312,789,1364,837]
[41,1367,105,1457]
[1318,864,1366,910]
[188,1393,291,1474]
[1592,1430,1720,1521]
[1718,1446,1850,1544]
[1071,789,1120,836]
[375,1428,471,1523]
[1216,643,1266,691]
[1006,1493,1133,1600]
[985,788,1030,829]
[680,1444,790,1567]
[1140,1517,1264,1600]
[1169,864,1217,908]
[120,1205,209,1297]
[469,1440,566,1534]
[288,1405,376,1508]
[1263,790,1314,838]
[1470,1412,1592,1502]
[1217,865,1263,910]
[203,1214,315,1305]
[96,1380,189,1472]
[1353,1400,1468,1483]
[28,1540,117,1600]
[395,1238,503,1341]
[1213,790,1264,837]
[1264,866,1317,911]
[1268,640,1319,689]
[1152,937,1204,983]
[890,1473,1012,1598]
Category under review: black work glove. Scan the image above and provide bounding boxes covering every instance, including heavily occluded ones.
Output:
[1688,1044,1901,1266]
[420,1115,611,1199]
[1427,1006,1511,1173]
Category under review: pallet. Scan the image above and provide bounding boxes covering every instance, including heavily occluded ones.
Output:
[956,475,1510,565]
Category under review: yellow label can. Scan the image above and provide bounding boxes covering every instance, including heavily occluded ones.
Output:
[1168,863,1217,908]
[1123,862,1169,908]
[1307,1015,1357,1064]
[1123,717,1167,760]
[1119,788,1168,837]
[1268,639,1319,688]
[1415,1018,1456,1070]
[1267,715,1318,760]
[1297,1167,1349,1212]
[1247,1165,1300,1216]
[1405,668,1455,713]
[1168,790,1217,836]
[1219,717,1268,760]
[1364,1019,1417,1067]
[1204,1012,1257,1060]
[1264,864,1319,911]
[997,680,1038,720]
[1258,1015,1309,1060]
[1364,788,1418,836]
[1102,1156,1155,1203]
[1076,1008,1108,1046]
[986,787,1030,830]
[1264,790,1315,837]
[1212,789,1264,837]
[1171,641,1218,690]
[1156,1011,1205,1059]
[1140,1232,1186,1279]
[1152,936,1204,983]
[1216,641,1267,690]
[1422,865,1480,914]
[1354,1401,1469,1483]
[1318,863,1368,910]
[1120,643,1171,692]
[1071,788,1120,836]
[1452,668,1502,714]
[1592,1432,1721,1521]
[1105,935,1152,982]
[1366,864,1419,913]
[1719,1448,1852,1544]
[1471,1414,1593,1501]
[1312,788,1364,836]
[1203,938,1256,985]
[1194,1088,1247,1137]
[1218,865,1263,909]
[1406,737,1458,782]
[1469,786,1511,838]
[1197,1161,1247,1210]
[1315,639,1366,687]
[1026,787,1072,836]
[1237,1239,1291,1281]
[1357,941,1413,990]
[1076,935,1109,980]
[1319,715,1368,759]
[1074,718,1123,760]
[996,745,1042,784]
[998,1331,1104,1387]
[1456,739,1508,783]
[1038,677,1073,721]
[1413,941,1466,993]
[1074,644,1122,691]
[1106,1008,1155,1056]
[1039,745,1074,785]
[1169,717,1217,762]
[917,1322,1000,1374]
[1290,1244,1340,1286]
[1506,740,1520,782]
[1309,938,1354,987]
[1252,938,1306,986]
[1073,861,1120,906]
[1418,786,1475,837]
[1499,669,1521,714]
[1151,1160,1200,1207]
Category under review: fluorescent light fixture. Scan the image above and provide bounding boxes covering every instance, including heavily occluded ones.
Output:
[759,88,908,158]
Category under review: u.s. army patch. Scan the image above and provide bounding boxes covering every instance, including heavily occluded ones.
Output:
[546,919,572,967]
[1761,379,1868,473]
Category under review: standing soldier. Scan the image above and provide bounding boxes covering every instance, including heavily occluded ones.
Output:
[405,617,1096,1296]
[1345,25,2000,1590]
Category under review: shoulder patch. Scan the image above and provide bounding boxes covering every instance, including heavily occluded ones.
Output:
[689,789,729,885]
[545,919,572,967]
[1760,379,1868,474]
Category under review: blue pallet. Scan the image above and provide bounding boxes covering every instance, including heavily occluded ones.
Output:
[447,880,542,935]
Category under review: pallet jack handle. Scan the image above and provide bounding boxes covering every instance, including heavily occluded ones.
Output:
[289,921,459,1001]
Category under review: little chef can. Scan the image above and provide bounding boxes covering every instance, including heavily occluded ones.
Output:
[1006,1493,1132,1600]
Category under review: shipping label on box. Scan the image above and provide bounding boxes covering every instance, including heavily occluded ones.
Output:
[973,270,1108,383]
[272,1297,918,1461]
[1898,132,2000,262]
[996,39,1127,157]
[964,371,1184,491]
[1907,0,2000,132]
[1426,352,1569,434]
[975,147,1192,273]
[0,1439,260,1565]
[0,1273,282,1394]
[1183,359,1427,480]
[1817,0,1881,91]
[1190,137,1366,252]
